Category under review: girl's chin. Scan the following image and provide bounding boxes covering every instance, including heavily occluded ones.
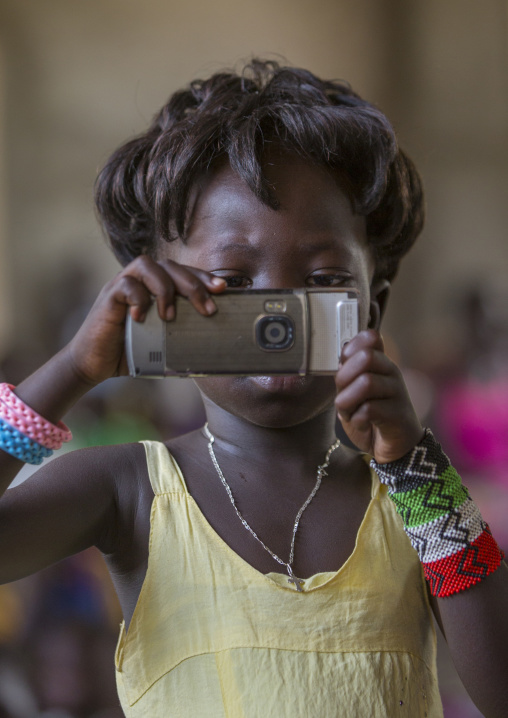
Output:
[196,374,337,429]
[195,374,337,417]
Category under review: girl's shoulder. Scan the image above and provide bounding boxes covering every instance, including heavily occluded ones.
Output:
[51,440,149,482]
[54,441,155,560]
[336,444,373,483]
[0,441,154,586]
[26,441,155,535]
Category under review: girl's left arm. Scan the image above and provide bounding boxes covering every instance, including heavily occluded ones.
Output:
[429,566,508,718]
[335,330,508,718]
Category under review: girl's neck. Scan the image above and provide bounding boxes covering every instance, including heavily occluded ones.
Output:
[201,399,338,472]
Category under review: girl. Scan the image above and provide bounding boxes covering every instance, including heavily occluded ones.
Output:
[0,60,506,717]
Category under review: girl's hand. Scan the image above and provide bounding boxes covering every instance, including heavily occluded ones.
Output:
[335,330,424,464]
[64,256,226,386]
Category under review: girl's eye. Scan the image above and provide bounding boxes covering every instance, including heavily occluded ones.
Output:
[306,273,350,288]
[211,273,252,289]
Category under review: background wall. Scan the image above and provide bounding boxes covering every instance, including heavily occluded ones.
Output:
[0,2,506,717]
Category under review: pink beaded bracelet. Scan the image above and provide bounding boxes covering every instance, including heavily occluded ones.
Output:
[0,383,72,450]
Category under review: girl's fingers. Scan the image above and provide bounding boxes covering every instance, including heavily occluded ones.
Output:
[340,329,384,364]
[336,349,394,393]
[334,329,424,461]
[335,373,399,422]
[339,400,400,438]
[335,330,397,400]
[111,256,178,321]
[109,255,226,322]
[110,276,154,322]
[159,260,226,317]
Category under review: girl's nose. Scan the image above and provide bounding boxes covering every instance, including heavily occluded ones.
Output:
[256,269,303,289]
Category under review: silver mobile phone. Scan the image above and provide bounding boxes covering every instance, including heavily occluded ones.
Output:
[125,288,358,377]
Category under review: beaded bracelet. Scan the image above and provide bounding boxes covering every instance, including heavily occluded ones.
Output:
[0,417,53,464]
[0,383,72,450]
[371,429,504,598]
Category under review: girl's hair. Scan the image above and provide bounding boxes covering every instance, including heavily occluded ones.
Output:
[95,59,424,282]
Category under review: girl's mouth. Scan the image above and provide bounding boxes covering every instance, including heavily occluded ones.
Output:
[247,375,312,394]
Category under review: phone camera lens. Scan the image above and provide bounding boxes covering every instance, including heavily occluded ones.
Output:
[266,321,285,343]
[256,315,294,351]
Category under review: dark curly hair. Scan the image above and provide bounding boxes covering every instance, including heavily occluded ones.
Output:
[94,59,424,282]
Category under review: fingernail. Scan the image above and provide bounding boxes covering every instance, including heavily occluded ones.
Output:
[211,277,226,287]
[204,298,217,315]
[166,305,175,321]
[131,306,146,322]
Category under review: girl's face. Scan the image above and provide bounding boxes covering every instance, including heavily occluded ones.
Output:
[157,153,383,429]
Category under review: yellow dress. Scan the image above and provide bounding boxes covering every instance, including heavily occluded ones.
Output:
[115,441,443,717]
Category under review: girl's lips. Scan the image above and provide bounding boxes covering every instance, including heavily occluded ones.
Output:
[247,375,311,394]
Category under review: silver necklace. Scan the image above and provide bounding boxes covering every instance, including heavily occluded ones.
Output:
[203,423,341,592]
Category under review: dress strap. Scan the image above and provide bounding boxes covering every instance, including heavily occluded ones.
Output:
[361,454,382,499]
[140,440,188,496]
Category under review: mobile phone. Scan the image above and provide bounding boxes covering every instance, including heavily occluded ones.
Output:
[125,288,358,377]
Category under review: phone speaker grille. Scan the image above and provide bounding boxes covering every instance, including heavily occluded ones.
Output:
[149,351,163,363]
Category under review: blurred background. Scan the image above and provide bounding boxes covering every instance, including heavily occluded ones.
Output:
[0,0,507,715]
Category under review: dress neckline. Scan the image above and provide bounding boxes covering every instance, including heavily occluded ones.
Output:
[161,443,380,593]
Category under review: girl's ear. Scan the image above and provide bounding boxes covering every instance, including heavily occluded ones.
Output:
[368,279,391,330]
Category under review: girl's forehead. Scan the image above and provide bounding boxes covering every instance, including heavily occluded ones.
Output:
[189,157,362,235]
[160,160,372,276]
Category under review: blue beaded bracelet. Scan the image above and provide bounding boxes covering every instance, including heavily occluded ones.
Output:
[0,417,53,464]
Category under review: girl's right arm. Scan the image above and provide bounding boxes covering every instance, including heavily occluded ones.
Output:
[0,255,226,583]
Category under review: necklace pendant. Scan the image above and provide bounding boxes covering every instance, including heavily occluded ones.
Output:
[287,574,304,592]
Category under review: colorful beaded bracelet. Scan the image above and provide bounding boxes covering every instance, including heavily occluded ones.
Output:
[371,429,504,598]
[0,417,53,464]
[0,383,72,450]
